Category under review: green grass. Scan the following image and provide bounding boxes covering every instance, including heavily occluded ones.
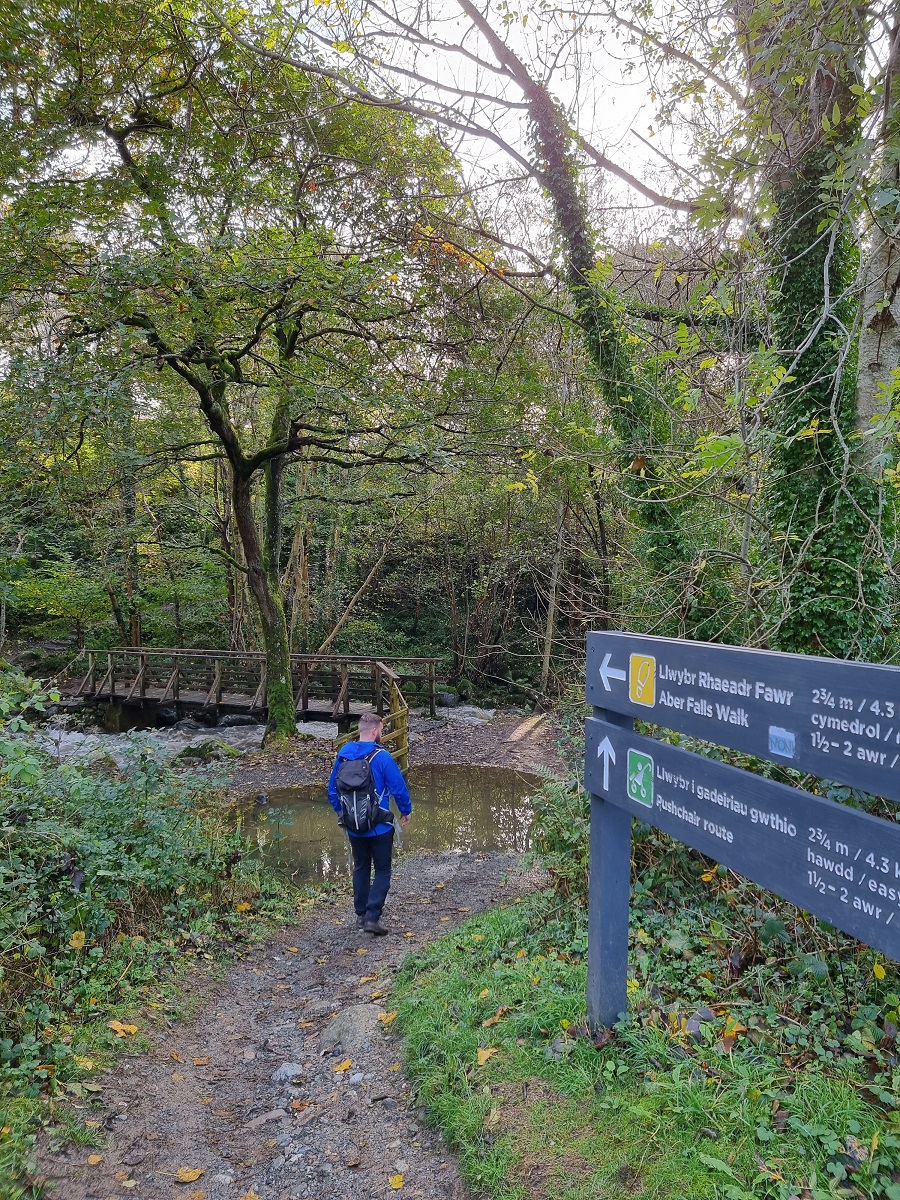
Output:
[393,894,900,1200]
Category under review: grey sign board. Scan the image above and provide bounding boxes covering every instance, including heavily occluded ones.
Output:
[584,632,900,1030]
[587,631,900,801]
[586,717,900,959]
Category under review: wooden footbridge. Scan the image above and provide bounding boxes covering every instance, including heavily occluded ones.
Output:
[57,648,440,770]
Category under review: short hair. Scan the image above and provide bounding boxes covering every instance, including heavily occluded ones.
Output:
[358,713,384,737]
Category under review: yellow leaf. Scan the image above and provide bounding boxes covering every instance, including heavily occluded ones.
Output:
[378,1012,398,1026]
[0,1127,11,1135]
[359,975,377,983]
[285,946,298,954]
[370,991,385,1000]
[108,1020,138,1038]
[478,989,490,1000]
[334,1059,352,1073]
[471,934,483,941]
[239,1193,261,1200]
[174,1167,205,1183]
[403,932,415,938]
[481,1006,510,1029]
[171,1052,185,1062]
[186,1192,205,1200]
[73,1056,94,1069]
[874,962,886,980]
[193,1057,210,1066]
[357,947,368,955]
[701,871,714,882]
[87,1154,104,1165]
[516,949,526,958]
[477,1047,499,1066]
[389,1174,404,1189]
[235,902,252,913]
[69,931,86,950]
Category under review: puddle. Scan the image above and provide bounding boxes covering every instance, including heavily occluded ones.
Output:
[245,764,539,880]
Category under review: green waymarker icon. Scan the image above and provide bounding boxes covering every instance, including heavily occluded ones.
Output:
[627,749,654,807]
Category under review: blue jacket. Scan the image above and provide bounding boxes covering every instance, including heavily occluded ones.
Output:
[328,741,412,837]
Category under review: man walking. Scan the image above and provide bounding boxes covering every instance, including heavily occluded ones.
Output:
[328,712,412,935]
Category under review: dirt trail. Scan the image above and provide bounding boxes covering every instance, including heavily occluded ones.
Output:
[36,712,560,1200]
[39,851,542,1200]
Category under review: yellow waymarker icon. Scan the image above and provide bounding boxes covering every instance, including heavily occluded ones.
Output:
[629,655,656,707]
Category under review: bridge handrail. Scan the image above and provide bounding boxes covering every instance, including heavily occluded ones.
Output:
[63,647,440,665]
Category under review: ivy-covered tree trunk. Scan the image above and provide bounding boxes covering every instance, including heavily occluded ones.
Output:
[766,149,889,657]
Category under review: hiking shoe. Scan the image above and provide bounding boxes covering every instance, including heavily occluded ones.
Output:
[363,920,389,936]
[355,914,366,929]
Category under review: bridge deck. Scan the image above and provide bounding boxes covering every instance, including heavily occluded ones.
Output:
[55,649,439,770]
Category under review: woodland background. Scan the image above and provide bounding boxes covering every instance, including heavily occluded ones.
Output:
[2,0,899,724]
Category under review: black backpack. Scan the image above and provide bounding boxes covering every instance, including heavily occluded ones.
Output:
[335,749,386,834]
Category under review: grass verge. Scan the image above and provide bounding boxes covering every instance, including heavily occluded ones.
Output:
[393,890,900,1200]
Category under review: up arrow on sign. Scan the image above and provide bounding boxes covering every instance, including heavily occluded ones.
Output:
[599,652,627,691]
[597,736,616,790]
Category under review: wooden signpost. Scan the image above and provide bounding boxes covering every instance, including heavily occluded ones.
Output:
[585,632,900,1030]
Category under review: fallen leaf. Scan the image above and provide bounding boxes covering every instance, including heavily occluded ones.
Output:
[477,1047,499,1066]
[186,1192,205,1200]
[471,934,483,941]
[360,975,377,983]
[172,1052,185,1062]
[334,1059,352,1073]
[389,1174,404,1189]
[378,1012,398,1026]
[285,947,298,954]
[171,1072,185,1081]
[434,883,445,889]
[478,989,490,1000]
[346,1156,361,1167]
[356,948,368,956]
[122,1183,137,1192]
[84,1120,102,1129]
[235,902,252,913]
[389,1062,400,1071]
[482,1007,510,1029]
[516,949,527,958]
[440,917,450,922]
[0,1127,11,1135]
[370,991,385,1000]
[73,1055,94,1069]
[69,931,86,950]
[107,1020,138,1038]
[174,1167,205,1183]
[238,1192,260,1200]
[298,1020,316,1030]
[290,1099,311,1111]
[193,1057,210,1067]
[87,1154,104,1165]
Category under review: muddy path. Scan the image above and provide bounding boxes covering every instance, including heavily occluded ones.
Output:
[38,851,543,1200]
[228,711,564,796]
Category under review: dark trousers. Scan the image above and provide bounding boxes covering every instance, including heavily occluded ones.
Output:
[349,829,394,921]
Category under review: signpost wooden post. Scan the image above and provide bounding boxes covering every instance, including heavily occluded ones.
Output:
[586,632,900,1030]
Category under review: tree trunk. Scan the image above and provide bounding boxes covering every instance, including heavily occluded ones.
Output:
[540,497,566,693]
[231,470,296,741]
[856,20,900,469]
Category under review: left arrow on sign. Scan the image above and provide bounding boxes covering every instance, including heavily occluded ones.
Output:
[599,652,627,691]
[597,736,616,791]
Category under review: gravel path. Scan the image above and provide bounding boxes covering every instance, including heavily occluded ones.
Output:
[37,851,546,1200]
